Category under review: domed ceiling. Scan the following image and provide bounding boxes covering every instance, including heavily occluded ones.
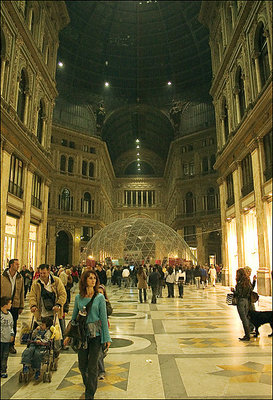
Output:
[56,1,212,176]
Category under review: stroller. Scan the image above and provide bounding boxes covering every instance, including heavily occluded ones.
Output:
[19,314,61,383]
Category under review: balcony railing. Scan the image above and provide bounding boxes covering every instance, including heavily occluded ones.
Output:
[226,196,235,207]
[241,182,254,197]
[31,196,42,209]
[8,181,23,199]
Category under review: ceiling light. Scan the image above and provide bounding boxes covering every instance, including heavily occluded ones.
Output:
[137,153,140,156]
[137,158,140,161]
[136,145,140,148]
[105,61,108,66]
[136,139,140,143]
[137,163,140,167]
[58,61,64,67]
[104,82,109,87]
[167,81,172,85]
[138,168,141,171]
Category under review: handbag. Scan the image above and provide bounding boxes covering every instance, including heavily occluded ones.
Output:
[250,291,259,303]
[226,293,237,305]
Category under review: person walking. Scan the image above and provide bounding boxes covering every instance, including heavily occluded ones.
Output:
[176,268,186,298]
[166,266,175,298]
[64,271,111,400]
[148,266,160,303]
[208,265,217,287]
[137,266,148,303]
[231,268,253,341]
[157,266,165,298]
[0,296,14,378]
[194,265,202,289]
[1,259,24,354]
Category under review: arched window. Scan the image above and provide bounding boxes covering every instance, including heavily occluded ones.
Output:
[237,66,246,119]
[186,192,194,214]
[82,160,87,176]
[82,192,91,214]
[17,69,27,121]
[222,97,229,142]
[257,23,270,87]
[37,100,44,144]
[210,154,216,170]
[68,157,74,174]
[60,188,72,211]
[207,187,216,210]
[60,155,66,172]
[202,157,209,173]
[89,162,94,178]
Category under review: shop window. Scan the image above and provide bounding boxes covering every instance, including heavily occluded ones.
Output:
[59,188,73,211]
[17,69,27,122]
[89,162,94,178]
[226,173,234,207]
[2,215,17,270]
[241,153,254,197]
[257,23,270,87]
[31,173,42,209]
[28,224,37,270]
[82,160,87,176]
[68,157,74,174]
[60,155,66,172]
[263,131,272,181]
[37,100,44,144]
[9,154,23,198]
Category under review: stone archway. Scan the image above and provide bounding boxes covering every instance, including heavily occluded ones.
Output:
[55,230,73,266]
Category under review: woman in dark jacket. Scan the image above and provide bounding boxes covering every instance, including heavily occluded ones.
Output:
[231,268,253,341]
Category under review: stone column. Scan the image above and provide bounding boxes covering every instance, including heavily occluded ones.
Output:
[141,190,143,207]
[125,190,128,206]
[37,181,50,265]
[252,52,262,93]
[130,191,133,207]
[146,191,149,207]
[232,165,244,267]
[136,191,138,206]
[23,91,30,125]
[20,167,33,266]
[251,142,271,295]
[264,29,272,70]
[1,144,12,269]
[1,58,6,95]
[196,226,205,265]
[47,223,56,266]
[218,178,229,285]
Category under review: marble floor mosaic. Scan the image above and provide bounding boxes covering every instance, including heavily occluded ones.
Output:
[1,283,272,399]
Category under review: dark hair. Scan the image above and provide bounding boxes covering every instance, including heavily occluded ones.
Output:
[41,316,53,328]
[38,264,50,271]
[9,259,18,268]
[236,268,250,287]
[79,270,100,298]
[98,284,109,300]
[137,266,143,275]
[1,296,12,307]
[168,266,173,274]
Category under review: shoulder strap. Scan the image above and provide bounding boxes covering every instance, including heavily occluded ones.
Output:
[86,293,96,314]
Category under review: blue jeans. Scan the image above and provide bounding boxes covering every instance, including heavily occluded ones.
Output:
[97,345,105,375]
[0,342,10,373]
[78,336,101,399]
[237,298,250,337]
[21,343,47,370]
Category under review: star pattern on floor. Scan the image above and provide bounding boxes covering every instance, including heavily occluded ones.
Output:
[187,321,223,329]
[209,361,272,385]
[57,361,130,392]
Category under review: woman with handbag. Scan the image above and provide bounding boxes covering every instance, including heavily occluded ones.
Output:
[63,271,111,400]
[231,268,253,341]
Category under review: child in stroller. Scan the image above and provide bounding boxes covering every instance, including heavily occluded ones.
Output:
[20,316,60,382]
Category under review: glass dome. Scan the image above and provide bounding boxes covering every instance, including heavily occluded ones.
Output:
[81,217,197,265]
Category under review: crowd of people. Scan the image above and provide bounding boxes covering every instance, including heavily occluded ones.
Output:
[1,259,260,399]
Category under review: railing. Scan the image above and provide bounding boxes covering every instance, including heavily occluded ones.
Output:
[241,182,254,197]
[31,196,42,209]
[8,181,23,199]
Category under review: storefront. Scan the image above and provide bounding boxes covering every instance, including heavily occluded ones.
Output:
[2,215,18,271]
[28,224,38,269]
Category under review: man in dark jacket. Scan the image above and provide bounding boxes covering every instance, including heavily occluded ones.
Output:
[96,264,107,285]
[148,266,160,303]
[1,259,24,353]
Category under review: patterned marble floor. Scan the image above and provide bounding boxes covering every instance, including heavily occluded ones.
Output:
[1,283,272,399]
